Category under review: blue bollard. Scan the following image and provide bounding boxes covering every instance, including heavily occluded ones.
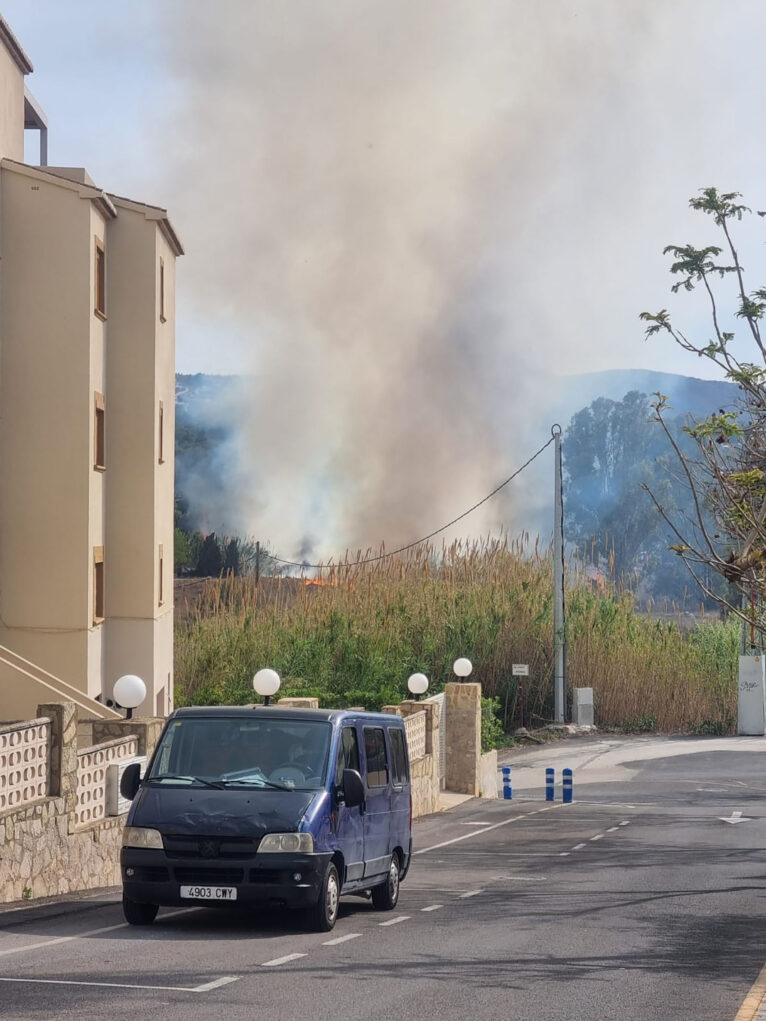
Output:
[502,766,512,800]
[545,767,555,802]
[562,767,573,804]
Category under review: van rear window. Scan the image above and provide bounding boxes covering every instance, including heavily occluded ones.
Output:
[363,727,389,787]
[389,728,408,785]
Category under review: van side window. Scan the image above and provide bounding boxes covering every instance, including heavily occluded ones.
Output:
[335,725,360,782]
[363,727,389,787]
[389,728,408,785]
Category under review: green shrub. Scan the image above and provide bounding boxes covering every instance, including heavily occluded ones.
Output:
[481,696,505,752]
[174,538,740,733]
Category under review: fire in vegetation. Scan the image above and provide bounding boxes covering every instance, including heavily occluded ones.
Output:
[174,536,739,735]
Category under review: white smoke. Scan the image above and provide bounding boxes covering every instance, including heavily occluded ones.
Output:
[154,0,766,559]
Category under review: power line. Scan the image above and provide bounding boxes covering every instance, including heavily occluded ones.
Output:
[264,434,556,570]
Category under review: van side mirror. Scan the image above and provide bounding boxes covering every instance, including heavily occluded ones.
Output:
[342,768,365,810]
[120,762,141,802]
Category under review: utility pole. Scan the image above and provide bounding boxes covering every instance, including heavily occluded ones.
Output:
[552,424,566,724]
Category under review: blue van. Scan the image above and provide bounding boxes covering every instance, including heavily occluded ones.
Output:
[119,706,413,931]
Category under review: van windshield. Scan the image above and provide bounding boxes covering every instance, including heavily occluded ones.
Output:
[148,717,331,791]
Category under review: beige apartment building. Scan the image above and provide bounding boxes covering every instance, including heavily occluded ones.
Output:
[0,17,181,722]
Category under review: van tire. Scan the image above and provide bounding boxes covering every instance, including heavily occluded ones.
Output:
[123,898,159,926]
[307,862,340,932]
[371,853,400,911]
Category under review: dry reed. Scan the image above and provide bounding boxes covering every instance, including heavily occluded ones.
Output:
[174,536,738,733]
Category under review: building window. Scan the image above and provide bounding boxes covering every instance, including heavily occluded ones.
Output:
[158,400,164,463]
[94,238,106,319]
[158,543,164,606]
[93,546,104,624]
[159,257,166,323]
[94,392,106,470]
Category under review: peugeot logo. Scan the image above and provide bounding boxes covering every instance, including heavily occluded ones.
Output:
[199,839,220,859]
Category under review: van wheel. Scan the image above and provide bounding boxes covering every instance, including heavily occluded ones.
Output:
[371,853,400,910]
[122,898,159,926]
[307,862,340,932]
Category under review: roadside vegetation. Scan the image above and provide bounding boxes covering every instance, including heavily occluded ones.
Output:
[174,536,740,736]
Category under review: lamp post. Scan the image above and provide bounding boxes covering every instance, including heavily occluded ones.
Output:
[113,675,146,720]
[253,668,281,706]
[452,658,473,683]
[407,672,429,701]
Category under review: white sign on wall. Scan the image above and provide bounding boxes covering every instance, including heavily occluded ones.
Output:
[512,664,529,676]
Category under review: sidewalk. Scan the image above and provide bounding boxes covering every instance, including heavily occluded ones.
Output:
[439,790,474,811]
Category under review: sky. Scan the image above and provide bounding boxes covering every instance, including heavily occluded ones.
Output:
[4,1,766,557]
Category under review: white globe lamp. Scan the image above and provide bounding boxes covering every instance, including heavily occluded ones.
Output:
[453,657,473,682]
[407,673,429,700]
[253,668,281,706]
[113,674,147,719]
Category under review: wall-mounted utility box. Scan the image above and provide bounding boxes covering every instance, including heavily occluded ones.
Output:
[106,756,147,816]
[738,656,766,736]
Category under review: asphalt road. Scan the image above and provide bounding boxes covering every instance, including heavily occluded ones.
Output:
[3,734,766,1021]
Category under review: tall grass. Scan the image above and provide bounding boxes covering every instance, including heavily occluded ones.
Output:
[174,536,739,733]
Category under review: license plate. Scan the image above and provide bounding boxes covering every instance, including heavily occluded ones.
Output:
[180,885,237,901]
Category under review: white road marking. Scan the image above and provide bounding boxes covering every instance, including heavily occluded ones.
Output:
[191,976,241,992]
[379,916,410,926]
[0,975,240,993]
[414,804,563,855]
[720,810,751,824]
[590,834,604,841]
[561,801,641,808]
[0,908,195,959]
[322,933,362,946]
[607,826,620,832]
[572,843,587,851]
[458,890,482,899]
[421,905,443,912]
[459,821,494,827]
[559,852,570,856]
[619,821,630,826]
[429,852,563,858]
[262,953,307,967]
[491,876,546,882]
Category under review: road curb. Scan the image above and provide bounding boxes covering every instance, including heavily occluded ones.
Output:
[0,887,120,917]
[734,958,766,1020]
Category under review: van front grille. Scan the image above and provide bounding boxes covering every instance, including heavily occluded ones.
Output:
[126,865,169,883]
[249,869,282,884]
[164,834,261,860]
[174,867,244,885]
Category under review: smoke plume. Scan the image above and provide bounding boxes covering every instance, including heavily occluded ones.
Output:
[155,1,762,561]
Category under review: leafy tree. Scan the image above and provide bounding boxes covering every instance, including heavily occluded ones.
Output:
[564,389,728,604]
[174,527,192,571]
[565,392,665,575]
[197,532,223,577]
[224,537,242,575]
[641,188,766,625]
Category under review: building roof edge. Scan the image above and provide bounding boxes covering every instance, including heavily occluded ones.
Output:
[0,159,117,218]
[0,16,33,74]
[108,192,184,256]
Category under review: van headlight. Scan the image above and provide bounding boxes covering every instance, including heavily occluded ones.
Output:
[122,827,164,849]
[258,832,314,853]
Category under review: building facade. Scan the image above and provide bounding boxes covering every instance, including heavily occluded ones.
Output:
[0,18,181,722]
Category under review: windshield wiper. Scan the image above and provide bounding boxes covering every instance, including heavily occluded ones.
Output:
[219,777,293,791]
[146,773,224,788]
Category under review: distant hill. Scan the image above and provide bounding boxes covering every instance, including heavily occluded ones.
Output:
[549,369,737,428]
[175,369,738,433]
